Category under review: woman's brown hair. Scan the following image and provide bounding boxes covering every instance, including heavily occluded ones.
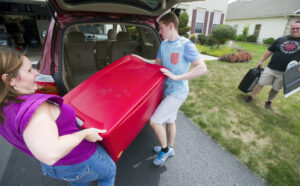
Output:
[0,50,24,124]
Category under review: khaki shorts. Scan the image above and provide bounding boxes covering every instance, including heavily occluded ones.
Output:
[150,95,185,125]
[258,67,284,91]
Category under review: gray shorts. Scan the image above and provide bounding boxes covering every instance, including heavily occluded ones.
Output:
[150,95,185,125]
[258,67,284,91]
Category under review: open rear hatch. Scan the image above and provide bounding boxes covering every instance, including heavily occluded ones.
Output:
[48,0,201,16]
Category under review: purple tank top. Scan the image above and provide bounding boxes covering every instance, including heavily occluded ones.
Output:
[0,93,97,166]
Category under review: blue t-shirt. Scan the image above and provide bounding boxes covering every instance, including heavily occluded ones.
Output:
[157,37,201,100]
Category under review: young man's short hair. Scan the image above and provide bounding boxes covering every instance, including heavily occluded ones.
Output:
[159,12,178,30]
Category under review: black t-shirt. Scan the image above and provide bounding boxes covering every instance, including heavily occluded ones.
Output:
[267,35,300,71]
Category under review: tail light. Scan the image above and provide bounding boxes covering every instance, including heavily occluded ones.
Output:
[35,74,59,95]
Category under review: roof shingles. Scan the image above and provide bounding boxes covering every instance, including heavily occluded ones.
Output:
[226,0,300,20]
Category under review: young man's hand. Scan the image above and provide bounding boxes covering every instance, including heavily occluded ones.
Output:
[160,68,178,80]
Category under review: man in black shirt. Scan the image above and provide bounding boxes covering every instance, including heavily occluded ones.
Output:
[245,23,300,109]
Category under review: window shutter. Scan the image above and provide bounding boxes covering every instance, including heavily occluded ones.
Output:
[191,9,197,34]
[208,12,214,34]
[220,13,224,24]
[203,11,209,35]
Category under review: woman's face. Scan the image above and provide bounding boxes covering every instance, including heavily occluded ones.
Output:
[10,56,40,94]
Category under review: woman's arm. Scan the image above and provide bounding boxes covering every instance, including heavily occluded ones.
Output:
[23,102,105,166]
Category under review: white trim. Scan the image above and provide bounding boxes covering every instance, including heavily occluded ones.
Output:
[284,87,300,98]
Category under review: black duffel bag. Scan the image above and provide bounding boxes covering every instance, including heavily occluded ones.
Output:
[238,67,264,93]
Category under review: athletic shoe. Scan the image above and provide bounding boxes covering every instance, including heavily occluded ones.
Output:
[245,96,253,103]
[265,101,272,109]
[153,146,161,153]
[153,148,175,166]
[153,146,175,154]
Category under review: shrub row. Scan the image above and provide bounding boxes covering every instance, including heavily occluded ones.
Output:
[235,34,258,42]
[189,25,236,46]
[263,37,275,45]
[190,34,217,46]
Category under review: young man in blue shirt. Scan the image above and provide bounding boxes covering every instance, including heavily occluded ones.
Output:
[135,12,208,165]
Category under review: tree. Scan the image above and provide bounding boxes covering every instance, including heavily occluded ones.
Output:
[178,12,191,38]
[212,24,236,45]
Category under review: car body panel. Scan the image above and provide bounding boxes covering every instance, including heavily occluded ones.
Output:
[284,62,300,98]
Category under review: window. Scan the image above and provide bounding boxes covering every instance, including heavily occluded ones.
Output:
[126,25,140,41]
[195,9,205,33]
[212,12,221,30]
[254,24,261,36]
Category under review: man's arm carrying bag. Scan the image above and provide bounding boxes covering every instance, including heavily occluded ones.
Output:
[238,67,264,93]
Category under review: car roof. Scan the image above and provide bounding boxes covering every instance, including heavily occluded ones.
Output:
[48,0,200,17]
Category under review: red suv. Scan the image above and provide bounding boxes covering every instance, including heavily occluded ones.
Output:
[36,0,189,95]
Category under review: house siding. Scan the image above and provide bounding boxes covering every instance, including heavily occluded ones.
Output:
[226,17,288,43]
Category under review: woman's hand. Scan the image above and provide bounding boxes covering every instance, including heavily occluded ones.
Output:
[160,68,178,80]
[83,128,107,142]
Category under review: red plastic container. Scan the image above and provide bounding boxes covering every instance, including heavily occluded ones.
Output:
[63,55,165,161]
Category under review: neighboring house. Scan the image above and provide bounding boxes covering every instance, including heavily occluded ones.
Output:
[226,0,300,43]
[174,0,229,36]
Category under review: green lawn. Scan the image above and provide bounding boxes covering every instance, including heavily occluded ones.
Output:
[181,41,300,186]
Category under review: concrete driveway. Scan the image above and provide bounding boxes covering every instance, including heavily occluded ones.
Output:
[0,111,266,186]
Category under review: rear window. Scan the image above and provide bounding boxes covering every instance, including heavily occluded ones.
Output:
[63,0,163,10]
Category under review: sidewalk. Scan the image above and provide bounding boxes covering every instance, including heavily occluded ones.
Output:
[201,54,219,61]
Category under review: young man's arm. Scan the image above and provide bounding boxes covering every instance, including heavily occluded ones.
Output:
[160,58,208,81]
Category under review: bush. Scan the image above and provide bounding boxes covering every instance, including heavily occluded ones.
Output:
[246,34,258,42]
[235,25,250,41]
[197,34,207,45]
[178,12,191,37]
[207,35,217,46]
[182,33,189,38]
[178,12,189,28]
[235,34,246,41]
[219,50,252,63]
[189,34,196,43]
[242,25,249,37]
[212,24,237,45]
[196,44,236,57]
[263,37,275,45]
[179,26,191,36]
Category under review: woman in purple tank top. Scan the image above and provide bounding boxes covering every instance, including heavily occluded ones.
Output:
[0,50,116,186]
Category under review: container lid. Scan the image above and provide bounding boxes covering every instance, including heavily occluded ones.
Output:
[63,55,165,132]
